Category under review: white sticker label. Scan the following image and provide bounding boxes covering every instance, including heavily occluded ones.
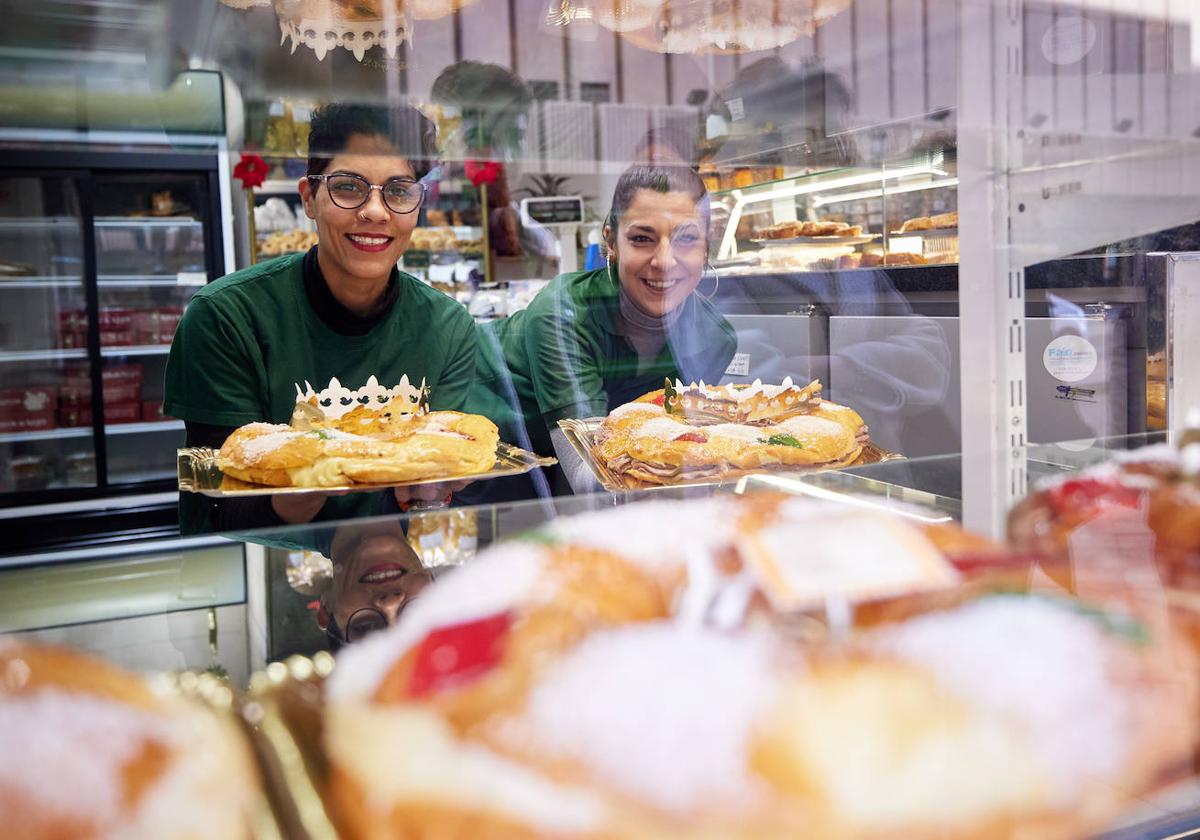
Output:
[177,272,207,286]
[1043,334,1098,383]
[1042,17,1097,66]
[725,353,750,377]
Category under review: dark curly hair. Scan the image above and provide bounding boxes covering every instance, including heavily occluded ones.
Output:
[306,102,439,181]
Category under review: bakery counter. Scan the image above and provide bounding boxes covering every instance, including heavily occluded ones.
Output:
[4,435,1200,838]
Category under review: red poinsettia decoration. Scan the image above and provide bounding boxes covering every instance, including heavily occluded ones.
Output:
[464,159,502,187]
[233,153,269,190]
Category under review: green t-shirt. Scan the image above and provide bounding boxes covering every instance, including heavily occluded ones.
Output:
[166,252,476,531]
[468,267,737,454]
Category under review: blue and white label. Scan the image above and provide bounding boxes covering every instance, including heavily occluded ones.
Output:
[1043,334,1098,383]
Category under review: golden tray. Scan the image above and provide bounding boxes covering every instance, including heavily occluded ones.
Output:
[557,416,903,492]
[177,443,557,498]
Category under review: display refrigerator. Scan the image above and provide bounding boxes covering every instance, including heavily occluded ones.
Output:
[0,144,231,551]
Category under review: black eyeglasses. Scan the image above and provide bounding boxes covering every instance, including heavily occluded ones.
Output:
[309,173,425,214]
[341,606,390,642]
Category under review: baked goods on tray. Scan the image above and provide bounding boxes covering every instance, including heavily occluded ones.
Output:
[759,220,864,239]
[218,409,498,487]
[897,210,958,233]
[0,641,258,839]
[211,375,500,489]
[1008,439,1200,588]
[593,378,870,485]
[323,493,1197,840]
[860,250,928,267]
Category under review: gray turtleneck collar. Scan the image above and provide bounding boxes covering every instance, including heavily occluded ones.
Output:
[616,273,685,371]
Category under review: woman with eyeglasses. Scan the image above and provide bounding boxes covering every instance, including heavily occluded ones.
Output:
[166,103,476,531]
[318,519,434,650]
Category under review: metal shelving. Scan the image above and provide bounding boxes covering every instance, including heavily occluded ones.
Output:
[0,348,88,364]
[0,420,183,445]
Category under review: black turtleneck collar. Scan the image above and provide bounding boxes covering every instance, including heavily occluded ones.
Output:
[302,245,400,336]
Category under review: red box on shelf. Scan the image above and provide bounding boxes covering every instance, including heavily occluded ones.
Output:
[58,329,88,349]
[141,400,171,422]
[60,402,141,427]
[59,380,142,406]
[0,387,57,434]
[57,308,87,332]
[99,328,136,347]
[63,363,144,387]
[97,308,133,330]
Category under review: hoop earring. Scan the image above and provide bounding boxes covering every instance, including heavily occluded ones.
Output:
[700,263,720,300]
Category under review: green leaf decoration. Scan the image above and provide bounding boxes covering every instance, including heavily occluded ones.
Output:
[760,433,804,448]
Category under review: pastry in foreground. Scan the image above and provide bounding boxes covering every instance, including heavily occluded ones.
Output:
[1008,441,1200,588]
[322,493,1198,840]
[217,410,499,487]
[595,379,869,485]
[0,641,258,839]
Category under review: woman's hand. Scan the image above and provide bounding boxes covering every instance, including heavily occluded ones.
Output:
[394,480,472,508]
[271,491,346,524]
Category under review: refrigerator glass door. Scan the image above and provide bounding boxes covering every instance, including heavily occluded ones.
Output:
[0,174,97,493]
[92,172,213,484]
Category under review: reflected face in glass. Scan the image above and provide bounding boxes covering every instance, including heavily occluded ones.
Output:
[298,133,422,286]
[321,522,432,641]
[610,189,707,318]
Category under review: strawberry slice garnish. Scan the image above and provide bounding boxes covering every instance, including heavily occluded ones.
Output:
[674,432,709,443]
[1046,478,1143,518]
[406,612,512,698]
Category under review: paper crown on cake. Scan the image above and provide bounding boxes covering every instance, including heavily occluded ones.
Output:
[295,375,429,419]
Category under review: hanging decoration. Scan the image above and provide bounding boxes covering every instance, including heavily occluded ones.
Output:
[569,0,854,55]
[219,0,481,61]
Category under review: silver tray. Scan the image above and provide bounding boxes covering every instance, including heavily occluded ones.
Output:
[889,227,958,238]
[558,416,902,493]
[751,234,877,247]
[177,443,556,498]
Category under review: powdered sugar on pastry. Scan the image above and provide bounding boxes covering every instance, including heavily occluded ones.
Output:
[775,415,847,440]
[542,497,739,574]
[234,427,305,462]
[606,402,663,421]
[870,596,1129,801]
[630,416,695,442]
[707,423,772,443]
[509,622,778,815]
[0,689,177,831]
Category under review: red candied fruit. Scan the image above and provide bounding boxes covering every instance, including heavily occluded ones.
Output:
[1046,478,1143,518]
[652,394,666,406]
[406,611,512,698]
[674,432,709,444]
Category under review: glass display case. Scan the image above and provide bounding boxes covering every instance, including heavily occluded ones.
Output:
[0,150,229,505]
[2,0,1200,835]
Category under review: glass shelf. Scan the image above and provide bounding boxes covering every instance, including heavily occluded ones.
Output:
[0,427,91,444]
[107,420,183,436]
[0,217,81,229]
[98,345,171,358]
[98,274,207,287]
[94,217,203,228]
[0,422,182,445]
[0,348,88,364]
[0,278,82,289]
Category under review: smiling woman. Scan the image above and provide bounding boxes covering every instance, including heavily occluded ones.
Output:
[165,103,479,533]
[465,164,737,495]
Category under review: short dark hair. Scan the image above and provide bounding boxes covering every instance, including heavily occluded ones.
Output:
[306,103,439,181]
[606,164,710,235]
